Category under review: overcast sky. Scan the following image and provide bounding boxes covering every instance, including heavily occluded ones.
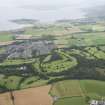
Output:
[0,0,105,30]
[0,0,105,8]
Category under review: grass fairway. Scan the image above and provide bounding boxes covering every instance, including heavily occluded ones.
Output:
[42,51,78,73]
[50,80,83,98]
[54,97,87,105]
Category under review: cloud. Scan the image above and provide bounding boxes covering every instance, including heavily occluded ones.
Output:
[0,0,84,7]
[17,0,84,11]
[0,0,105,10]
[18,0,105,12]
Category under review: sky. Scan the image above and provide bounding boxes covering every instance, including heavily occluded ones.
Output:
[0,0,105,30]
[0,0,105,8]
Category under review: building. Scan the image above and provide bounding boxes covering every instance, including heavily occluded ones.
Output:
[90,100,98,105]
[90,100,105,105]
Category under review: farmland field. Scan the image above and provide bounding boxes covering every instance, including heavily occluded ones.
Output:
[0,34,13,42]
[51,80,105,105]
[51,80,105,99]
[54,97,87,105]
[50,80,83,97]
[24,25,81,36]
[80,80,105,98]
[20,78,49,89]
[0,75,22,90]
[0,93,13,105]
[0,85,53,105]
[79,24,105,32]
[13,85,53,105]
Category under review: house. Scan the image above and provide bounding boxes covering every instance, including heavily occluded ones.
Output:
[52,96,59,102]
[90,100,98,105]
[20,66,27,70]
[90,100,105,105]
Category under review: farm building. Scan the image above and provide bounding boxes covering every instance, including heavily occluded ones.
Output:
[90,100,105,105]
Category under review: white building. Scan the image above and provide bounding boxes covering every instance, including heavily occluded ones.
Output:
[90,100,98,105]
[90,100,105,105]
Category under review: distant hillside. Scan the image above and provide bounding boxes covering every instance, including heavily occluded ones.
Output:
[11,19,39,24]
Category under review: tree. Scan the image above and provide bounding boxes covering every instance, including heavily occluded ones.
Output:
[41,35,55,41]
[12,36,16,40]
[85,96,91,103]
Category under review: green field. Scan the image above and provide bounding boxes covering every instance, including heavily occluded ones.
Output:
[20,79,49,89]
[1,23,105,48]
[24,25,81,36]
[0,34,13,42]
[68,32,105,47]
[79,24,105,32]
[51,80,105,105]
[54,97,87,105]
[0,74,49,90]
[0,48,6,54]
[0,74,23,90]
[20,77,49,89]
[50,80,83,97]
[80,80,105,99]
